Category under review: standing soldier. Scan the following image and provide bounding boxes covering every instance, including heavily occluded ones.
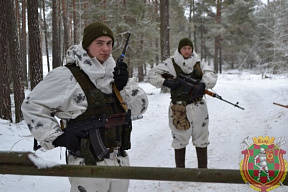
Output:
[22,21,148,192]
[148,38,217,168]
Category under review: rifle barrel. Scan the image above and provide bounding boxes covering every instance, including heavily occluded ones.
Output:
[117,33,131,63]
[205,90,245,110]
[116,33,131,75]
[273,102,288,108]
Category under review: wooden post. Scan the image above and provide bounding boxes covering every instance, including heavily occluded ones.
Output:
[0,151,287,185]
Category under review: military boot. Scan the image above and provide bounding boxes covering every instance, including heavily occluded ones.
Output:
[175,147,186,168]
[196,147,207,168]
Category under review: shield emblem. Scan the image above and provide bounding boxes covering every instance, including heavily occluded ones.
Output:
[240,136,287,192]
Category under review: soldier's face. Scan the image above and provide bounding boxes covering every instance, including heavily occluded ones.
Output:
[87,36,113,63]
[180,46,193,59]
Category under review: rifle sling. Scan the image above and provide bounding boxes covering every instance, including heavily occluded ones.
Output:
[113,82,128,112]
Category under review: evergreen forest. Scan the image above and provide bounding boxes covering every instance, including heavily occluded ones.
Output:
[0,0,287,123]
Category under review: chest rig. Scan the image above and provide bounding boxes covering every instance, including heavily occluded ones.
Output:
[66,63,131,164]
[170,58,203,105]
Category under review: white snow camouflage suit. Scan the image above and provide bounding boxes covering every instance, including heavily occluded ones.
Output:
[148,49,217,149]
[21,43,148,192]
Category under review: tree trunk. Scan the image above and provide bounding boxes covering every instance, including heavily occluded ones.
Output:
[59,1,63,65]
[42,0,50,72]
[200,18,204,60]
[52,0,61,68]
[20,0,28,87]
[160,0,170,61]
[188,0,192,39]
[72,0,79,44]
[6,0,25,122]
[218,1,222,74]
[214,38,219,73]
[61,0,69,60]
[219,47,222,73]
[154,0,160,63]
[214,0,222,73]
[138,34,144,82]
[83,1,89,26]
[0,0,12,121]
[193,0,197,52]
[160,0,170,93]
[27,0,43,90]
[15,0,20,39]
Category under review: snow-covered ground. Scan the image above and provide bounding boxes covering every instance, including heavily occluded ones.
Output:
[0,71,287,192]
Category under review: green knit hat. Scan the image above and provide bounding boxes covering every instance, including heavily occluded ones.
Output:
[178,38,193,53]
[82,21,114,50]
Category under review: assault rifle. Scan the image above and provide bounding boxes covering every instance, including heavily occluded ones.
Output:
[116,33,131,74]
[273,102,288,108]
[62,111,132,160]
[62,112,143,132]
[33,112,143,151]
[63,112,131,133]
[162,73,245,110]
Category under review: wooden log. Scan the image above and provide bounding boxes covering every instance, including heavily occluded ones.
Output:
[0,151,287,185]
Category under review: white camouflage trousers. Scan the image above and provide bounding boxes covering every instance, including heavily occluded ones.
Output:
[168,99,210,149]
[67,153,130,192]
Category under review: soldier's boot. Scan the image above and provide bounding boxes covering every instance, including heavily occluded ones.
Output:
[196,147,207,168]
[175,147,186,168]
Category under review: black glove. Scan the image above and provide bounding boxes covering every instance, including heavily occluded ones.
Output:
[113,61,129,91]
[192,82,206,97]
[163,79,181,90]
[52,131,81,152]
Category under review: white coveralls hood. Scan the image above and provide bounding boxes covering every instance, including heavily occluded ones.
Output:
[66,43,115,94]
[173,49,201,74]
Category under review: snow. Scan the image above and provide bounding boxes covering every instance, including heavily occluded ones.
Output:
[28,153,59,169]
[0,70,288,192]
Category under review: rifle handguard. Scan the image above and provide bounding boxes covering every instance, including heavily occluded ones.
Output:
[162,72,245,110]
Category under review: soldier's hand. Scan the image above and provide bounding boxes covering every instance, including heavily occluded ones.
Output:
[113,61,129,91]
[163,79,181,90]
[53,131,81,152]
[192,82,206,97]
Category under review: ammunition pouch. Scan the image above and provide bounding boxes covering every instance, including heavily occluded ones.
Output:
[171,104,190,130]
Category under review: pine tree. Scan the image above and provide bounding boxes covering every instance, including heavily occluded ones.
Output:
[5,0,25,122]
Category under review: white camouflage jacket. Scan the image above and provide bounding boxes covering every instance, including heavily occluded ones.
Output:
[21,43,148,150]
[148,49,217,90]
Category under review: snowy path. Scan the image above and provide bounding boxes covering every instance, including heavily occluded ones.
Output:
[0,73,287,192]
[129,74,288,192]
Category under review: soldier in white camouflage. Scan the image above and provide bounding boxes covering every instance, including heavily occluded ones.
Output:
[22,21,148,192]
[148,38,217,169]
